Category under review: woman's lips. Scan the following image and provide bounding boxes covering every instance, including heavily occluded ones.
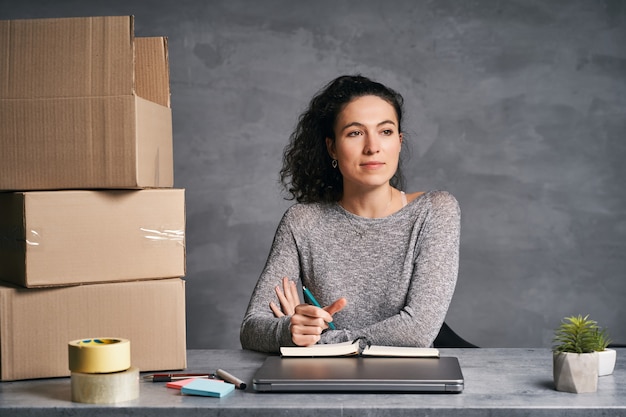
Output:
[360,161,385,169]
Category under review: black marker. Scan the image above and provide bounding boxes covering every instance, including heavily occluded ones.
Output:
[143,373,218,382]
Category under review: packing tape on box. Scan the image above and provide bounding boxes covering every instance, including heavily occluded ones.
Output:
[71,366,139,404]
[68,338,131,373]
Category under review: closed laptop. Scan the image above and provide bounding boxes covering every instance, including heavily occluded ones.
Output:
[253,356,464,393]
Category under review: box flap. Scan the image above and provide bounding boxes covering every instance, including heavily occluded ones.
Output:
[136,96,174,187]
[135,37,170,108]
[0,16,134,99]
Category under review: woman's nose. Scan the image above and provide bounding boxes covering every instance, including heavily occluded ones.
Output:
[363,133,381,154]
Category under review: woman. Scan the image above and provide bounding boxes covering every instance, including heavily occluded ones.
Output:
[240,75,460,353]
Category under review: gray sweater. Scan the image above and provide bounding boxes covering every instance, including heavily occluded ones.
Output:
[240,190,460,353]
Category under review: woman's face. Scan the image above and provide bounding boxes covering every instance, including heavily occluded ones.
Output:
[326,95,402,192]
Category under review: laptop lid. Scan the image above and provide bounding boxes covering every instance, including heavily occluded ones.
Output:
[252,356,464,393]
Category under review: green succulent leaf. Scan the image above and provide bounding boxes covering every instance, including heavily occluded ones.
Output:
[552,314,606,353]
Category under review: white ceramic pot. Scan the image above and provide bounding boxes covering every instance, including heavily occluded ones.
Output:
[597,348,616,376]
[553,351,598,393]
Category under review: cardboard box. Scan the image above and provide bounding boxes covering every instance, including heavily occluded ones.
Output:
[0,16,173,190]
[0,16,170,103]
[0,189,186,288]
[0,278,187,381]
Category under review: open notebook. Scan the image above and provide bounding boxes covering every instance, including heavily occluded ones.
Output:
[279,339,440,358]
[252,355,464,393]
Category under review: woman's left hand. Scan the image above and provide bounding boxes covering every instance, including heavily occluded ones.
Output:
[270,276,301,317]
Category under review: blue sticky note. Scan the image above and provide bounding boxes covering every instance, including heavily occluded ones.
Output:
[181,378,235,397]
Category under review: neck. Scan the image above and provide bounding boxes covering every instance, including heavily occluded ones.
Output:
[339,184,396,218]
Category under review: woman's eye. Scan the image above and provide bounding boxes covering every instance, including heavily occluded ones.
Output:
[382,129,393,135]
[347,130,362,137]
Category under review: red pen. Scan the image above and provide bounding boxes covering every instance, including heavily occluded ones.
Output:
[143,373,219,382]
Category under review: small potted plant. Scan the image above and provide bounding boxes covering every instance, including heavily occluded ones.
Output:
[593,326,616,376]
[552,314,599,393]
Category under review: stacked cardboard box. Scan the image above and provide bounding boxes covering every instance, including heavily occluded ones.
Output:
[0,16,187,381]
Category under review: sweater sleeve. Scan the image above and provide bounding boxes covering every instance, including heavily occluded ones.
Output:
[240,208,302,353]
[319,191,460,347]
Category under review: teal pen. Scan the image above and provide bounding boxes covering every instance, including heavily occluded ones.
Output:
[302,286,336,330]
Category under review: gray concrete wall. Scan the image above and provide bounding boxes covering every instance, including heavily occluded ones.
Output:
[2,0,625,349]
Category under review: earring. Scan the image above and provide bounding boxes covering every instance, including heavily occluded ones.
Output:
[331,159,338,168]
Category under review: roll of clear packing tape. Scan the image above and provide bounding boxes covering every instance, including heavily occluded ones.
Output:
[68,338,131,373]
[71,366,139,404]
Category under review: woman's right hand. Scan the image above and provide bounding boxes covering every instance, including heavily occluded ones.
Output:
[289,297,347,346]
[269,276,301,317]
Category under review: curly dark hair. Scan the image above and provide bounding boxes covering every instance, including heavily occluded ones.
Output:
[280,75,406,203]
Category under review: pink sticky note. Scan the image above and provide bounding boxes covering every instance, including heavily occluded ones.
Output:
[166,378,197,389]
[166,378,223,389]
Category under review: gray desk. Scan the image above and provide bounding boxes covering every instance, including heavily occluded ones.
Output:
[0,348,624,416]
